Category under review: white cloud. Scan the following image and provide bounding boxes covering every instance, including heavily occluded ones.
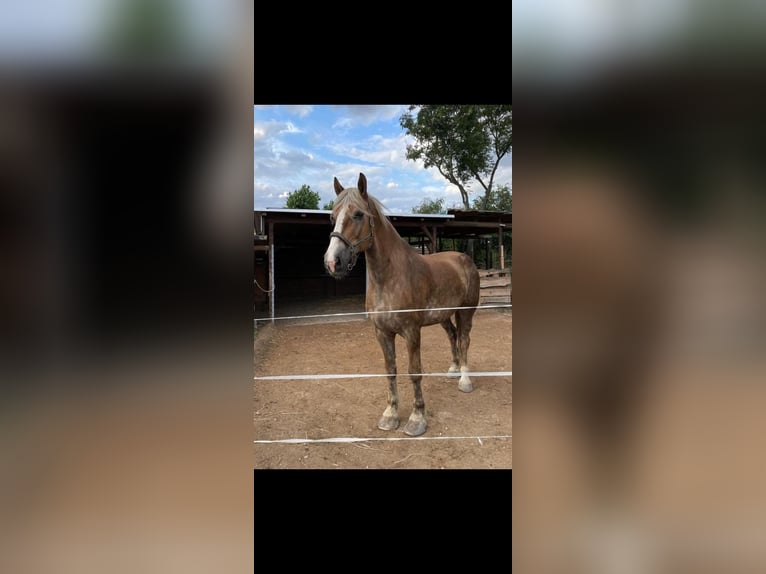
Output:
[494,161,513,187]
[443,184,462,197]
[253,120,302,141]
[284,121,301,133]
[333,105,406,127]
[327,133,412,169]
[386,181,399,189]
[331,117,353,130]
[283,105,313,117]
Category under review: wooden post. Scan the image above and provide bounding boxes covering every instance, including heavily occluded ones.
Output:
[268,221,275,323]
[420,226,437,254]
[499,223,505,270]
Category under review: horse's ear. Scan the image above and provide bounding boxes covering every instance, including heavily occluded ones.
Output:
[358,173,367,199]
[333,177,344,196]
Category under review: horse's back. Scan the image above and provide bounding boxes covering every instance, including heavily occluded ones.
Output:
[422,250,480,307]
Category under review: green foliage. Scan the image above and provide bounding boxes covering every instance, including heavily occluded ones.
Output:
[285,184,320,209]
[104,0,184,56]
[436,235,511,273]
[400,105,512,209]
[471,235,512,271]
[412,197,446,214]
[473,184,512,212]
[322,200,335,210]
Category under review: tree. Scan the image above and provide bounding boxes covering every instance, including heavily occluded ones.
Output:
[473,184,512,212]
[104,0,184,56]
[322,200,335,210]
[284,184,320,209]
[412,197,446,214]
[400,105,512,210]
[471,182,512,271]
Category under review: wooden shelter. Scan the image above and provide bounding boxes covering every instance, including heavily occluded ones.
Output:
[254,208,511,320]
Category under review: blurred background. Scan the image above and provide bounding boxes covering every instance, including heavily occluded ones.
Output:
[514,1,766,572]
[0,1,253,572]
[4,0,766,571]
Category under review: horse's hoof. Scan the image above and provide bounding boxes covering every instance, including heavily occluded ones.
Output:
[403,417,427,437]
[447,365,460,378]
[458,380,473,393]
[378,416,400,431]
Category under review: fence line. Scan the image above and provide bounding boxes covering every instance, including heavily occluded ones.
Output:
[254,371,512,381]
[254,303,511,324]
[254,303,512,448]
[254,434,512,444]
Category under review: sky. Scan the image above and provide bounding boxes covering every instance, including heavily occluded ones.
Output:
[253,105,513,214]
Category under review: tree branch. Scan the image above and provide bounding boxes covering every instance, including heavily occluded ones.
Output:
[437,165,469,209]
[473,173,489,193]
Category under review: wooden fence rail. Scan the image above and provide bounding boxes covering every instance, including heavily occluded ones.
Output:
[479,268,511,305]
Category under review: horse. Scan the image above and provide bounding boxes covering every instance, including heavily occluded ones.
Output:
[323,173,480,436]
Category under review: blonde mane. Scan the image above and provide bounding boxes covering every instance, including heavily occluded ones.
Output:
[333,186,388,224]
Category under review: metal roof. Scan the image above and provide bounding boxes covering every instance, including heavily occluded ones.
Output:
[254,207,510,239]
[256,208,454,221]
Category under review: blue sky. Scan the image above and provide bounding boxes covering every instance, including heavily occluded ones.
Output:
[253,105,513,214]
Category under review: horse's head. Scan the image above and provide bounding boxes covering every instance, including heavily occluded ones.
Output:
[324,173,375,279]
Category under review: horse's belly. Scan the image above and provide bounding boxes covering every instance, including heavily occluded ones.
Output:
[370,308,451,332]
[422,309,453,326]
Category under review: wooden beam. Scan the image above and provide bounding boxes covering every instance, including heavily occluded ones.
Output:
[445,220,509,229]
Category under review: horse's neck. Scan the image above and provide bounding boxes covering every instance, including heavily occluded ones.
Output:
[365,212,409,286]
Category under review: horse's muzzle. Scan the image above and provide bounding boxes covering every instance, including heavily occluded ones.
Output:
[324,247,356,279]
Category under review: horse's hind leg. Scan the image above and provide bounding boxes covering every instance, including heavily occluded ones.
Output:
[403,327,427,436]
[455,309,476,392]
[375,327,400,431]
[441,318,460,378]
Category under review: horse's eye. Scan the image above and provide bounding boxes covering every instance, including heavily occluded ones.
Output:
[353,211,363,220]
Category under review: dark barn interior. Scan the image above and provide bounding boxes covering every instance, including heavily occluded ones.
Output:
[254,209,510,320]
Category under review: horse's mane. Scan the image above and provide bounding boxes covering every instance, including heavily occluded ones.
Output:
[335,187,389,225]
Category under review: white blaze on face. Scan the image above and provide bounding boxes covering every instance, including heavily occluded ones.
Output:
[324,206,349,273]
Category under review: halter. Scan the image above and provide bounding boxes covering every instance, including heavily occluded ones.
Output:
[329,214,375,271]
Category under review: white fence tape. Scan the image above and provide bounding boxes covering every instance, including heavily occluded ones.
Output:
[254,303,511,323]
[254,371,512,381]
[254,434,512,444]
[254,304,512,447]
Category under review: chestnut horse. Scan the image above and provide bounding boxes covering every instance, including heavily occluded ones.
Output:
[324,173,480,436]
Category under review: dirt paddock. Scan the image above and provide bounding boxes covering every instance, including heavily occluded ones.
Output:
[254,308,512,469]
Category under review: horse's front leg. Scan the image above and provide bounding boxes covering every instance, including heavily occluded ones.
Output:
[403,327,427,436]
[375,327,400,431]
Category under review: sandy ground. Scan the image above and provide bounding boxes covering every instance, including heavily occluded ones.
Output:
[254,308,511,468]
